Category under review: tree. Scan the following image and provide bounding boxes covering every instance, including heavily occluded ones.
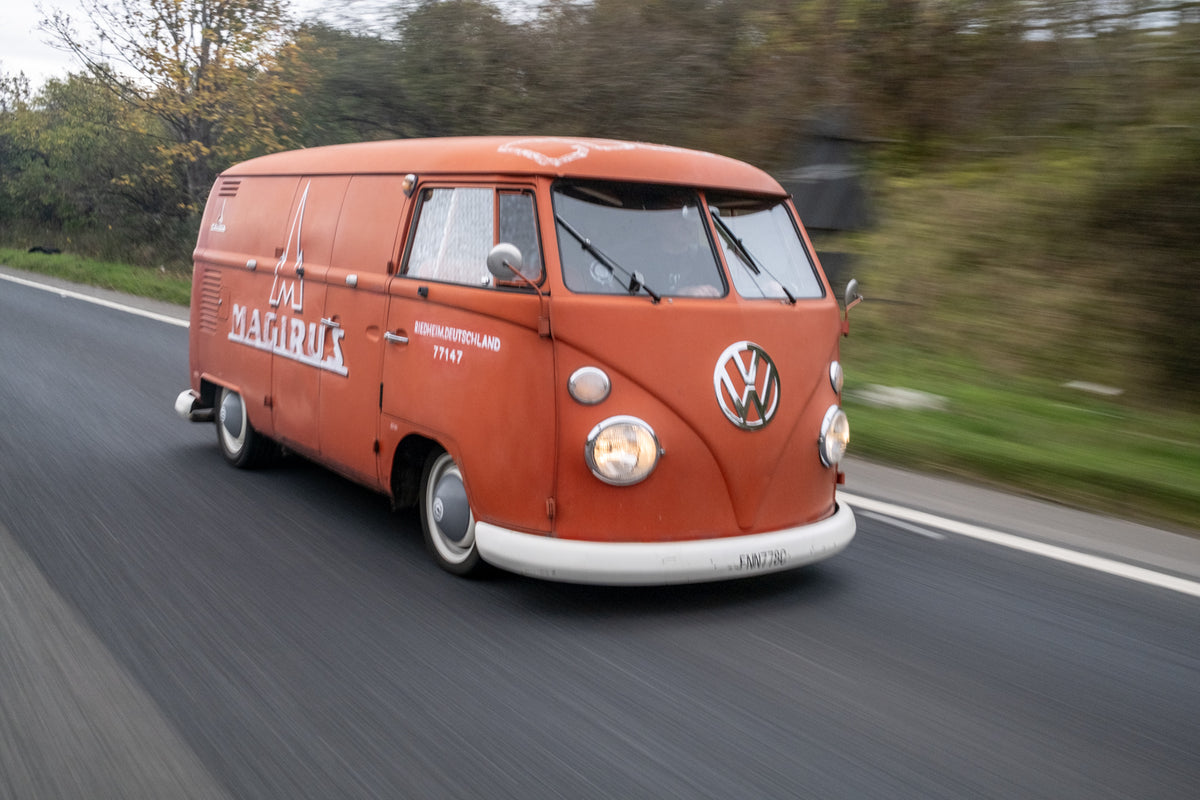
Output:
[0,73,187,252]
[297,1,536,143]
[41,0,310,213]
[0,67,32,114]
[392,0,529,136]
[293,23,436,145]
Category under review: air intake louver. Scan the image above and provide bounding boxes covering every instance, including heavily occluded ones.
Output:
[198,268,221,333]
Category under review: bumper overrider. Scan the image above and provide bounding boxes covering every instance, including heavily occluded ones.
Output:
[174,389,214,422]
[476,502,855,585]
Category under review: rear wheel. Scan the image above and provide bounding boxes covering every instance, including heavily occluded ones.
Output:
[420,449,484,576]
[216,386,275,469]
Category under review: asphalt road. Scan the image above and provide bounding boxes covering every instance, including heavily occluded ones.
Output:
[2,271,1198,799]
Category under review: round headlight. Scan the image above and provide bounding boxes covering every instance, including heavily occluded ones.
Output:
[818,405,850,467]
[585,416,661,486]
[829,360,844,395]
[569,366,611,405]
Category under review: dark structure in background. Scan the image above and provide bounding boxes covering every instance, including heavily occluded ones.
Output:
[775,117,873,292]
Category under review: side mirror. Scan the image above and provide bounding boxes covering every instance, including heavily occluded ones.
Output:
[487,241,550,337]
[844,278,863,310]
[842,279,863,336]
[487,242,524,281]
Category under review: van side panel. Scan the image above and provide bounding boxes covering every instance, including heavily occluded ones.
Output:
[194,176,302,436]
[381,282,556,534]
[269,176,350,454]
[320,175,412,487]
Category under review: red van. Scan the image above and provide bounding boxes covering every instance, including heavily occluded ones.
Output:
[176,137,856,584]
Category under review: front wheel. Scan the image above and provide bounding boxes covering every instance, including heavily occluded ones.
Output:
[420,449,485,577]
[216,386,275,469]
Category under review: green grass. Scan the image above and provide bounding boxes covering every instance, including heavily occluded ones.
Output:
[841,340,1200,534]
[0,248,192,306]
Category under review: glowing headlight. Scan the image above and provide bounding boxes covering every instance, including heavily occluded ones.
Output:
[585,416,661,486]
[818,405,850,467]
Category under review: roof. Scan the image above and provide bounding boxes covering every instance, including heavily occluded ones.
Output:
[222,136,787,197]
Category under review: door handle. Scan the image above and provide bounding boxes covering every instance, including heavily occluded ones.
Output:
[384,331,409,345]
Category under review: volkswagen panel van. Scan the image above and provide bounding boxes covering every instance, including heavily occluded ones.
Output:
[176,136,856,584]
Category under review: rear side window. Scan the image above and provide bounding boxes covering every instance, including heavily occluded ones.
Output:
[404,187,543,287]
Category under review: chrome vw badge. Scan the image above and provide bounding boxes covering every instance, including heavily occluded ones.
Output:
[714,341,780,430]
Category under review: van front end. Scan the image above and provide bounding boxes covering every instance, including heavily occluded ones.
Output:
[472,304,856,585]
[475,177,856,584]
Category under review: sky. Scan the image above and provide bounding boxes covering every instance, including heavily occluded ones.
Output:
[3,2,77,86]
[1,0,550,90]
[0,1,353,88]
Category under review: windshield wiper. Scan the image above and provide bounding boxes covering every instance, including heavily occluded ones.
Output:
[555,214,661,303]
[710,213,796,304]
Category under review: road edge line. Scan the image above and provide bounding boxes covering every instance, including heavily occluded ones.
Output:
[0,272,188,328]
[841,491,1200,599]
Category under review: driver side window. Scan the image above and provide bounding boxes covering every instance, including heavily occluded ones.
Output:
[404,187,543,287]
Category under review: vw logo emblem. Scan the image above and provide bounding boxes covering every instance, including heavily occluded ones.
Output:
[714,341,780,430]
[432,497,445,523]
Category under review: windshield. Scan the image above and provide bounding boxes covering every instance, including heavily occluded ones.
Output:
[708,194,825,301]
[553,181,725,298]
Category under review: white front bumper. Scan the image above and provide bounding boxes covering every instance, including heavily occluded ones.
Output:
[475,502,855,585]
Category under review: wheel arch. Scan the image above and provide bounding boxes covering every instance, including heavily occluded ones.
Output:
[196,376,222,411]
[389,434,440,509]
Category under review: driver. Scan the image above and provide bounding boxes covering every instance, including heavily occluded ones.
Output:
[656,205,723,298]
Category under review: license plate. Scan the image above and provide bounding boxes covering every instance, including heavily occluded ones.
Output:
[735,548,789,572]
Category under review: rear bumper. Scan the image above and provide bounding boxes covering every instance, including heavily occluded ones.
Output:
[174,389,214,423]
[476,502,855,585]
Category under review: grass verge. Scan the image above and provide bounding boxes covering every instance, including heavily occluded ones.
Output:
[0,248,192,306]
[842,340,1200,534]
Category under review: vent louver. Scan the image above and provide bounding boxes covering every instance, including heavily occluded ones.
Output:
[198,268,221,333]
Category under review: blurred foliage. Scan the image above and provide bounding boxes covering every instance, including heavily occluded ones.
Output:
[1086,133,1200,405]
[1,0,1199,411]
[846,132,1200,410]
[0,74,195,262]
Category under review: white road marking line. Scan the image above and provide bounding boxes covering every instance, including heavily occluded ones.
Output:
[841,491,1200,599]
[0,272,188,328]
[858,509,946,540]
